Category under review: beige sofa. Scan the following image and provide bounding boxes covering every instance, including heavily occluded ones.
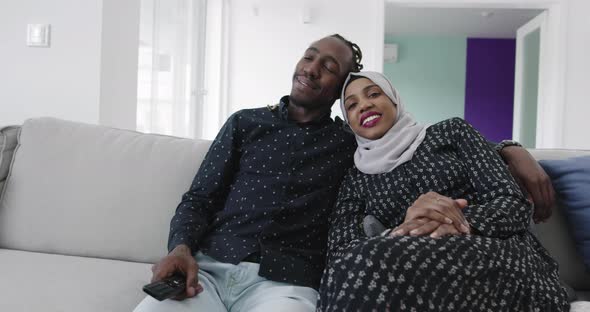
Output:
[0,117,588,311]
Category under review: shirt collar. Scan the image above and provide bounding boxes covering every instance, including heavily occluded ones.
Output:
[276,96,333,126]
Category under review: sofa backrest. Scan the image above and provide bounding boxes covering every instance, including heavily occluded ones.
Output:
[529,149,590,291]
[0,118,589,290]
[0,118,211,264]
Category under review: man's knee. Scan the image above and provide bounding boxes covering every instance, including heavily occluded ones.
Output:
[238,283,318,312]
[133,289,226,312]
[246,297,316,312]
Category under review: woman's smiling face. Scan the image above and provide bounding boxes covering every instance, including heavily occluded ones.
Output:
[343,77,397,140]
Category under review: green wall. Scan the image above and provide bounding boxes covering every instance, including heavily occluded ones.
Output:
[519,29,540,148]
[384,36,467,124]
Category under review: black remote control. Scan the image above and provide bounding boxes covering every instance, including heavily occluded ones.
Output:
[143,273,186,301]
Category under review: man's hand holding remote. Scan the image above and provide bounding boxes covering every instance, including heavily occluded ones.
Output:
[150,244,203,300]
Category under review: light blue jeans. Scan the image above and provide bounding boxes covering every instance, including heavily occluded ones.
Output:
[133,252,318,312]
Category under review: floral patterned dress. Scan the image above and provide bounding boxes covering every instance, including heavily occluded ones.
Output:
[317,118,569,312]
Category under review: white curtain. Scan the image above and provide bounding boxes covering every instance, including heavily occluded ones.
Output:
[136,0,207,138]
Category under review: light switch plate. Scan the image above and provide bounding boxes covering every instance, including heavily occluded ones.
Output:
[27,24,51,47]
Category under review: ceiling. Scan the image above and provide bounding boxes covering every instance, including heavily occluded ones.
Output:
[385,6,544,38]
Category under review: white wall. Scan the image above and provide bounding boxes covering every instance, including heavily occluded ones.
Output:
[1,0,588,149]
[563,0,590,149]
[227,0,384,117]
[99,0,141,130]
[0,0,103,126]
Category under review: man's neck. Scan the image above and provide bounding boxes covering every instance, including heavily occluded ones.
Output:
[287,100,331,124]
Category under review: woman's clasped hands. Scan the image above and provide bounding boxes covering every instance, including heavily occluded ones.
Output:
[388,191,472,238]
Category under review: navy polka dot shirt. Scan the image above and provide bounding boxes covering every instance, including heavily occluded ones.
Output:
[168,96,356,289]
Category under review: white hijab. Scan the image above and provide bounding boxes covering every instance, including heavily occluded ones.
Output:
[340,71,429,174]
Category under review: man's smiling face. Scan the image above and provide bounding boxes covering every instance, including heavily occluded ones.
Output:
[290,37,353,110]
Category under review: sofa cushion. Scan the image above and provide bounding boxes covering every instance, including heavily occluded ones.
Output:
[0,117,211,264]
[539,156,590,270]
[0,126,19,197]
[528,149,590,291]
[532,202,590,290]
[0,248,150,311]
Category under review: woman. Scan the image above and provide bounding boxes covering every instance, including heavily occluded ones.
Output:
[317,72,569,311]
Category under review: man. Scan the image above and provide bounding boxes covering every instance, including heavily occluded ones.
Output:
[134,34,554,312]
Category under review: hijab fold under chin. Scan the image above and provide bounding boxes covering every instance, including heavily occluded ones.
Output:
[340,71,429,174]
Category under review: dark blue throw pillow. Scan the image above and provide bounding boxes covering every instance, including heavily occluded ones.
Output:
[540,156,590,270]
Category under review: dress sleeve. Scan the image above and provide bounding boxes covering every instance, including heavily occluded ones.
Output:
[167,112,241,253]
[449,118,532,238]
[327,169,367,262]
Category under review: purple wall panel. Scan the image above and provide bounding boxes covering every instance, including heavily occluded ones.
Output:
[464,38,516,142]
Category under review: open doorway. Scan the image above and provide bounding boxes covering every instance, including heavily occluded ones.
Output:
[383,1,566,148]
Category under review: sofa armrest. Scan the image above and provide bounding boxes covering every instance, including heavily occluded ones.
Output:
[0,126,20,198]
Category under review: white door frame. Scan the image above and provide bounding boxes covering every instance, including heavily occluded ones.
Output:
[514,11,546,146]
[384,0,568,147]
